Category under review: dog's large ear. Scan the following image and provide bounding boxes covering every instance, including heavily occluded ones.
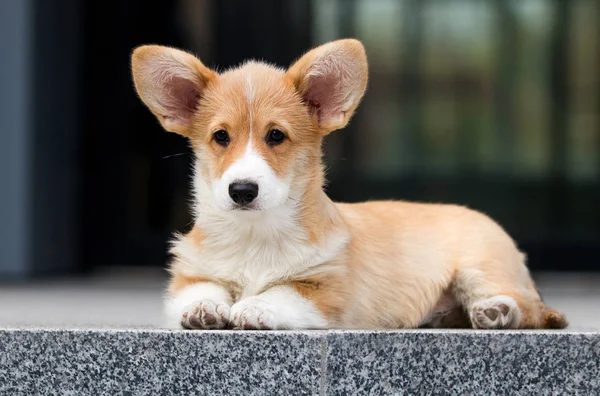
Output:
[286,39,368,135]
[131,45,217,136]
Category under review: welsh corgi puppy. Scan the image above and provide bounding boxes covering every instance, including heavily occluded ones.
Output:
[131,39,567,330]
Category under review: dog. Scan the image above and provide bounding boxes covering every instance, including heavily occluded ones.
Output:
[131,39,567,330]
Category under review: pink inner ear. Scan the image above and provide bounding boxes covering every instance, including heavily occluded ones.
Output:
[159,76,200,123]
[304,73,343,124]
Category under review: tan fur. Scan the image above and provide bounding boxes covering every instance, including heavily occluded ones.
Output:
[290,276,349,322]
[329,201,567,329]
[167,272,212,296]
[132,39,567,330]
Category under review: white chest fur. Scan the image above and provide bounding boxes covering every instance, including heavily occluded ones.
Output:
[170,205,349,299]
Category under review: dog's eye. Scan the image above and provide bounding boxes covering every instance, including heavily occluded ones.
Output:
[213,130,230,147]
[265,129,285,146]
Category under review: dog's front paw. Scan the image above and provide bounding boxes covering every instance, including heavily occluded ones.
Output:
[230,298,277,330]
[181,299,230,330]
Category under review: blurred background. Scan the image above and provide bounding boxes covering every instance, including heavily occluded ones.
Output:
[0,0,598,326]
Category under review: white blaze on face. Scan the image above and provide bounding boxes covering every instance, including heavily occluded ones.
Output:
[211,142,290,211]
[246,74,254,136]
[210,71,290,212]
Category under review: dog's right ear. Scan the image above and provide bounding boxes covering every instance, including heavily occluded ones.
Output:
[131,45,217,136]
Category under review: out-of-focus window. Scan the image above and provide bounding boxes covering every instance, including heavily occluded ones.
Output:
[311,0,599,256]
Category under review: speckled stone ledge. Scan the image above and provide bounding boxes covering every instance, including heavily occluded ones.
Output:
[325,330,600,395]
[0,329,598,395]
[0,329,323,395]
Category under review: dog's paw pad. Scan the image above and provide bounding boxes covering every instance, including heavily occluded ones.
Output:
[230,299,276,330]
[181,300,230,330]
[471,296,520,329]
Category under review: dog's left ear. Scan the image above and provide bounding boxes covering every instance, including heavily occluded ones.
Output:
[286,39,368,135]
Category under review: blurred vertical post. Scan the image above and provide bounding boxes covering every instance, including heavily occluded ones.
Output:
[0,1,82,278]
[493,0,517,173]
[401,0,424,176]
[549,0,570,240]
[0,1,31,277]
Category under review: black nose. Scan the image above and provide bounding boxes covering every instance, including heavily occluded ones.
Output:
[228,182,259,205]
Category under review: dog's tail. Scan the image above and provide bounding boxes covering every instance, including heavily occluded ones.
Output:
[542,307,568,329]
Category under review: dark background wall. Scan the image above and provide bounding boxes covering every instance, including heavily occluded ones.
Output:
[1,0,599,278]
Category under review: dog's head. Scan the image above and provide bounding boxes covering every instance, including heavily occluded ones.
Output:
[132,39,368,213]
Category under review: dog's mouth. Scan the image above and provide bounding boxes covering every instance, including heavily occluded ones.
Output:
[232,204,260,211]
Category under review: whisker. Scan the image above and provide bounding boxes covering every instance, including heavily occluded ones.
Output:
[162,152,190,159]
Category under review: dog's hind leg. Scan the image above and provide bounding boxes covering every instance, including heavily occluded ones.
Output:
[452,255,567,329]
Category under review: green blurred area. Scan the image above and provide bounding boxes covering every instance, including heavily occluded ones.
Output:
[308,0,599,245]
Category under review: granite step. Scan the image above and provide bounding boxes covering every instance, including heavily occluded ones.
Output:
[1,329,598,395]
